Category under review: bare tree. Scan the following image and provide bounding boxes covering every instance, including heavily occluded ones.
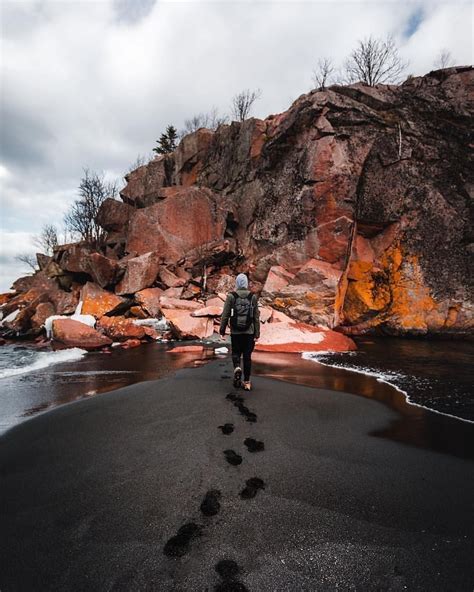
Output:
[64,169,118,246]
[231,89,262,121]
[15,253,37,271]
[33,224,58,255]
[434,49,454,69]
[312,57,334,90]
[343,35,408,86]
[181,107,228,136]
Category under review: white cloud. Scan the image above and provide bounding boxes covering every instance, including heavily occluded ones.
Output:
[0,0,472,291]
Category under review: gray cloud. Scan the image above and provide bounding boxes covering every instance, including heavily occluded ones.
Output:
[112,0,157,24]
[0,0,472,291]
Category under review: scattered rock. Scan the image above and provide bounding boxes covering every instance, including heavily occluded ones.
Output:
[163,309,214,340]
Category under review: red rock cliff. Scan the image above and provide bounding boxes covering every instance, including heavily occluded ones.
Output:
[2,67,473,341]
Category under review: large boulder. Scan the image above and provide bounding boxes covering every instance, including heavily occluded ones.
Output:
[159,297,202,311]
[31,302,56,331]
[87,253,118,288]
[52,318,112,350]
[97,315,146,341]
[115,252,160,295]
[163,309,214,340]
[120,157,174,208]
[126,187,226,261]
[96,198,132,232]
[174,128,214,186]
[255,314,356,353]
[55,243,95,274]
[135,287,163,317]
[80,282,125,318]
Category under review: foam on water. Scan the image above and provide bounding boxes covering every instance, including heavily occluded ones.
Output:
[0,348,87,379]
[302,351,474,425]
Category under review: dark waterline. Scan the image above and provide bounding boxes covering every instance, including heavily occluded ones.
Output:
[1,339,473,460]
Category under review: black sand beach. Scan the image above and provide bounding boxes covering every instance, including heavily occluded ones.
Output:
[1,359,474,591]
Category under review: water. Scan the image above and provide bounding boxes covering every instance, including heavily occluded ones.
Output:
[303,337,474,423]
[0,338,473,459]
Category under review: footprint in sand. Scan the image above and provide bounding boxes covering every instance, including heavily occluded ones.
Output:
[225,393,257,423]
[240,477,265,500]
[163,522,202,557]
[200,490,221,517]
[223,449,243,466]
[244,438,264,452]
[219,423,234,435]
[214,560,249,592]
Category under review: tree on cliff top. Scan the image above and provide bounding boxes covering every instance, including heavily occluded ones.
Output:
[343,35,407,86]
[34,224,58,255]
[64,169,118,246]
[153,125,178,154]
[312,57,334,90]
[181,108,228,136]
[231,88,262,121]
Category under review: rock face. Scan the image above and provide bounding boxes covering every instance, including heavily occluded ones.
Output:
[4,68,472,347]
[120,67,473,337]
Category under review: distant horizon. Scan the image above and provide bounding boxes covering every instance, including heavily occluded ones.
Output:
[1,0,472,291]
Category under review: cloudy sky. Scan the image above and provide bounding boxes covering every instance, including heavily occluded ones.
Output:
[0,0,472,291]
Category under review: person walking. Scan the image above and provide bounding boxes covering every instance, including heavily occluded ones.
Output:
[219,273,260,391]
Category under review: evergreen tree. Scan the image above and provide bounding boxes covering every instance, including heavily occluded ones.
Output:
[153,125,178,154]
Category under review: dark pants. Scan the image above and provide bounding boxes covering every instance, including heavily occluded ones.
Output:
[231,334,255,381]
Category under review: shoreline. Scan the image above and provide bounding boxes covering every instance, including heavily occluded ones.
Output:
[1,359,473,591]
[1,340,473,454]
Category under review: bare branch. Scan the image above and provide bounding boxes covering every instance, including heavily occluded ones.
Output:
[64,169,118,247]
[344,35,408,86]
[231,89,262,121]
[434,49,454,69]
[312,58,334,90]
[15,253,37,271]
[33,224,58,255]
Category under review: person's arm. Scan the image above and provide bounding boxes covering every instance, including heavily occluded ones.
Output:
[219,294,233,336]
[253,295,260,339]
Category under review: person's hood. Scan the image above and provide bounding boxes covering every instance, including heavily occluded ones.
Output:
[235,273,248,290]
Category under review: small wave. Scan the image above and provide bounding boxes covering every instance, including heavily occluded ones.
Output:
[302,351,474,425]
[0,348,88,379]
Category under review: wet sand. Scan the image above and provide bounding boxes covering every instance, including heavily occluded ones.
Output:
[1,359,473,591]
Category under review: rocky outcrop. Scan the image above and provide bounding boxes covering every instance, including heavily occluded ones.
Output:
[4,67,472,348]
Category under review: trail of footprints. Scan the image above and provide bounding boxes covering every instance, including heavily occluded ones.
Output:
[163,368,266,591]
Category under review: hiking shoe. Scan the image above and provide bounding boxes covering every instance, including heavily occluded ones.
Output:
[242,381,252,391]
[233,367,242,388]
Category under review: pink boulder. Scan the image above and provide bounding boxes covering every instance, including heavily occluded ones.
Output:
[191,305,223,317]
[52,318,112,350]
[262,266,295,294]
[115,251,160,295]
[159,297,202,311]
[135,287,163,317]
[256,319,356,353]
[163,309,214,340]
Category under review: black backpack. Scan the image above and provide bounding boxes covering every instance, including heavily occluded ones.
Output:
[230,292,254,331]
